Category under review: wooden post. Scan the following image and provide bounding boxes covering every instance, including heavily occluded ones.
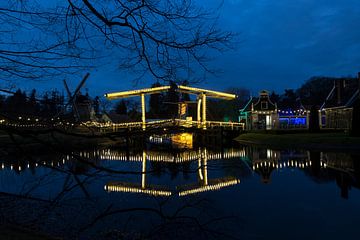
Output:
[197,96,202,128]
[141,93,146,130]
[202,94,207,129]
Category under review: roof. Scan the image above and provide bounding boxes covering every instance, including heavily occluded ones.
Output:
[240,97,256,112]
[240,90,277,113]
[321,79,359,109]
[252,90,276,111]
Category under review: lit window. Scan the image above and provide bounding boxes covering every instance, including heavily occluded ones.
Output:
[261,102,268,109]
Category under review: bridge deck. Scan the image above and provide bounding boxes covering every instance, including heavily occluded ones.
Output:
[83,119,244,132]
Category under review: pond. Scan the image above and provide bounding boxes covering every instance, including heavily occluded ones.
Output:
[1,143,360,239]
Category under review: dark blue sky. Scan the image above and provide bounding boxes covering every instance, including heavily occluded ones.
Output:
[18,0,360,97]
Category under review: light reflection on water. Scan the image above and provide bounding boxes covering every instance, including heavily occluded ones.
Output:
[0,145,360,239]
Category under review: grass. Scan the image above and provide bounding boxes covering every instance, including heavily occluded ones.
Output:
[236,131,360,151]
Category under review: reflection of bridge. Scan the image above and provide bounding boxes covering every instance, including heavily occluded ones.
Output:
[104,148,241,197]
[2,147,358,199]
[99,148,246,163]
[0,157,68,172]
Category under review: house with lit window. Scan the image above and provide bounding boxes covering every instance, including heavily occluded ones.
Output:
[239,90,309,130]
[320,76,360,129]
[239,90,279,130]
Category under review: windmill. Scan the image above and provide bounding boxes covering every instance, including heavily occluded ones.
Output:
[61,73,90,122]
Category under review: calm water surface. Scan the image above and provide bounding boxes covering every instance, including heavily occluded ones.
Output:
[1,144,360,239]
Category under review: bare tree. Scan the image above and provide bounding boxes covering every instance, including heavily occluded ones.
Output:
[0,1,93,81]
[0,0,233,84]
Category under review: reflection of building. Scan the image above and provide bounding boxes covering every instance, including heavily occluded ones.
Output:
[239,90,278,130]
[248,148,313,183]
[320,76,360,129]
[321,152,360,199]
[250,148,281,183]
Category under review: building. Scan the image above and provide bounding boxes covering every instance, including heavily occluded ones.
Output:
[320,75,360,129]
[239,90,310,130]
[239,90,279,130]
[277,102,309,129]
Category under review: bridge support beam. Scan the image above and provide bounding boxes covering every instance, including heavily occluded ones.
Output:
[197,97,202,127]
[141,93,146,130]
[202,94,207,129]
[196,94,207,129]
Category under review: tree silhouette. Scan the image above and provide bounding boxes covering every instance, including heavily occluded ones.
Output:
[27,89,40,115]
[163,81,179,118]
[4,89,27,115]
[148,82,164,118]
[279,89,297,109]
[115,100,128,115]
[296,77,337,106]
[309,105,320,133]
[0,1,233,82]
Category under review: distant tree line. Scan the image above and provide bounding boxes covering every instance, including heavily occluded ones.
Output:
[0,89,65,119]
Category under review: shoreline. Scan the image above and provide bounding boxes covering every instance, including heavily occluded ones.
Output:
[235,132,360,152]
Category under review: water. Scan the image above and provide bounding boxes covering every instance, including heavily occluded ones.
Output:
[1,144,360,239]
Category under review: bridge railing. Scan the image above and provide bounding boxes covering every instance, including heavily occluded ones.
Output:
[82,119,245,132]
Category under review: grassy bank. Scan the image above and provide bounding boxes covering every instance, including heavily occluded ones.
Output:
[236,132,360,151]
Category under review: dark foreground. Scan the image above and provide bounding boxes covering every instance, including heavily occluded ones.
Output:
[1,142,360,240]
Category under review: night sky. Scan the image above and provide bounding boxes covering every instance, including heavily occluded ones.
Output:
[12,0,360,97]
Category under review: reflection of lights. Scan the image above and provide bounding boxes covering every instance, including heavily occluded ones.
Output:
[253,160,313,170]
[105,183,171,197]
[178,179,240,197]
[100,149,246,163]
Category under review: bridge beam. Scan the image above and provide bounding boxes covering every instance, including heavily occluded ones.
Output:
[202,94,207,129]
[141,93,146,130]
[197,97,202,127]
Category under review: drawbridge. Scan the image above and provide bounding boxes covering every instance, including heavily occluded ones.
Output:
[100,85,244,131]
